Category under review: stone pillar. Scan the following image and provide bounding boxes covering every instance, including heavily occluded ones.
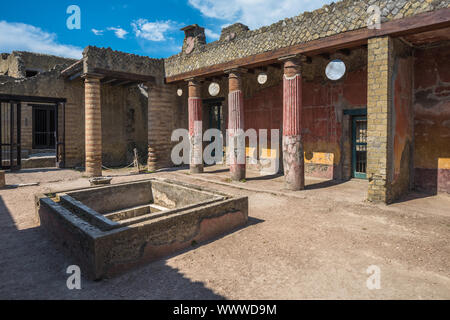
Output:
[187,78,203,173]
[226,68,246,181]
[280,55,304,190]
[83,75,102,177]
[367,36,394,203]
[147,83,157,172]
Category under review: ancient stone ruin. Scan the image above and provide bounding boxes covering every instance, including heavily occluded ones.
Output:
[36,179,248,279]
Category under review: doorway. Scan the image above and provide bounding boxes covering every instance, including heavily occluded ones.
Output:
[209,104,221,132]
[32,105,56,149]
[0,101,21,170]
[352,116,367,179]
[204,98,224,162]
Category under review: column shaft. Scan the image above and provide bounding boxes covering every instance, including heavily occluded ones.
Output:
[227,70,246,181]
[84,76,102,177]
[282,57,304,190]
[188,79,203,173]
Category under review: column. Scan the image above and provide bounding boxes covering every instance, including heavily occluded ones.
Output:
[226,68,246,181]
[367,36,394,203]
[83,75,102,177]
[280,55,304,190]
[147,83,157,172]
[187,78,203,173]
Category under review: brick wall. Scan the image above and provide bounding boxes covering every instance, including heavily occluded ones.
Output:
[367,36,393,203]
[148,83,180,170]
[0,69,150,169]
[367,36,415,203]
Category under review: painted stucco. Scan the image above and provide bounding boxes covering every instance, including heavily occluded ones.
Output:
[414,44,450,193]
[390,40,414,200]
[241,50,367,179]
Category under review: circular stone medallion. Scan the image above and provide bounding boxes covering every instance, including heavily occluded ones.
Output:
[257,72,268,85]
[325,59,346,81]
[177,88,183,96]
[208,82,220,96]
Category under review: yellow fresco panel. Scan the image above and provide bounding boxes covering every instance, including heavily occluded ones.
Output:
[304,152,334,165]
[438,158,450,170]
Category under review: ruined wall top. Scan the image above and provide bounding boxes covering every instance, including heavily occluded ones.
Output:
[83,46,165,83]
[0,51,76,78]
[164,0,450,78]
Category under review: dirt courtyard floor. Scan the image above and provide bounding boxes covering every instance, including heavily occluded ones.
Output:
[0,166,449,299]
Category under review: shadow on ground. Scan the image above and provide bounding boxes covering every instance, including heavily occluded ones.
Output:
[245,173,284,181]
[391,191,437,204]
[306,179,347,190]
[0,195,263,299]
[8,168,64,174]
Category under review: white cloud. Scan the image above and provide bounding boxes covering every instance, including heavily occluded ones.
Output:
[131,19,175,42]
[188,0,334,29]
[91,28,104,36]
[107,27,129,39]
[0,21,82,58]
[205,28,220,41]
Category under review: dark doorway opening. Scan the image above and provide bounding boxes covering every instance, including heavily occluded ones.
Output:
[32,105,56,149]
[0,102,21,170]
[204,98,224,162]
[352,116,367,179]
[209,104,222,132]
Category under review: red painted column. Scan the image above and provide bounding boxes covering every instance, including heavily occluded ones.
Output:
[280,55,305,190]
[226,68,246,181]
[187,78,204,173]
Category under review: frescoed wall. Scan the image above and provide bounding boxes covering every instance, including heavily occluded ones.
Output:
[389,40,414,200]
[241,49,368,179]
[414,44,450,194]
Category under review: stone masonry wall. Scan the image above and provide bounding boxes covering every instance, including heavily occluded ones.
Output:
[165,0,450,77]
[83,46,165,84]
[0,67,149,168]
[367,36,416,203]
[0,51,76,78]
[367,36,410,203]
[367,36,393,203]
[0,67,85,167]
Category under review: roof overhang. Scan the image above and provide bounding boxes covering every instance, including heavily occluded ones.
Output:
[61,62,156,87]
[165,8,450,83]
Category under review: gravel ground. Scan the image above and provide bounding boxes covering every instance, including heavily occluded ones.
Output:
[0,167,449,300]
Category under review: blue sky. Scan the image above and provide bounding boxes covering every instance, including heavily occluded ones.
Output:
[0,0,334,59]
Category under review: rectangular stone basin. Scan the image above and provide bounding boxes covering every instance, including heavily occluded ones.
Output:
[36,178,248,280]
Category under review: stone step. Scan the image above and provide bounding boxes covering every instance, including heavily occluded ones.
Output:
[21,156,56,169]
